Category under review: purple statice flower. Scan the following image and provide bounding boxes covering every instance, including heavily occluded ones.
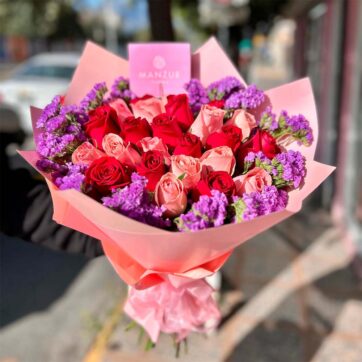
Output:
[284,113,313,146]
[36,132,80,159]
[207,76,243,101]
[44,114,67,133]
[258,106,278,131]
[80,82,108,111]
[225,84,265,110]
[102,173,170,229]
[53,163,87,191]
[36,103,87,161]
[244,151,270,164]
[36,158,67,173]
[36,95,62,129]
[240,186,288,221]
[265,110,313,147]
[62,104,89,126]
[109,76,135,101]
[184,79,209,114]
[243,151,274,174]
[272,150,306,189]
[43,105,88,134]
[175,190,228,232]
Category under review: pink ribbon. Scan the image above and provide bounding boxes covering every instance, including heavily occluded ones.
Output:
[124,277,221,343]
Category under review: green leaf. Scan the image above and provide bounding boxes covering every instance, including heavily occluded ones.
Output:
[145,338,155,351]
[231,198,246,223]
[125,320,137,331]
[178,173,186,181]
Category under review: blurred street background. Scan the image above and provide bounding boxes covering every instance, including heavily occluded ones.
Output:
[0,0,361,361]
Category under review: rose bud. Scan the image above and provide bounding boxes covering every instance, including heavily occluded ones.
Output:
[84,104,121,150]
[72,142,105,165]
[208,99,225,109]
[205,125,242,152]
[225,109,257,140]
[170,155,201,190]
[259,130,281,159]
[102,133,141,168]
[165,94,194,132]
[189,104,226,144]
[121,116,152,145]
[234,167,272,195]
[192,170,236,201]
[173,133,203,158]
[155,172,187,218]
[85,156,132,198]
[237,129,280,169]
[109,98,133,122]
[136,150,167,191]
[200,146,236,175]
[131,95,165,123]
[138,137,171,165]
[151,113,183,150]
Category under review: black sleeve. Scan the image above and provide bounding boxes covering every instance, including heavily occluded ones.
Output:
[1,168,104,259]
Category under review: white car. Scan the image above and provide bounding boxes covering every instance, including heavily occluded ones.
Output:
[0,52,79,134]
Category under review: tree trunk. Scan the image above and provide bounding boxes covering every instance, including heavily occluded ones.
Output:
[147,0,175,41]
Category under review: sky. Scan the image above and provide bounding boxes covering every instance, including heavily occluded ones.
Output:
[74,0,149,34]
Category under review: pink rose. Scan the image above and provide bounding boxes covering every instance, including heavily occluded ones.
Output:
[131,96,165,123]
[72,142,105,165]
[189,105,226,144]
[225,109,256,140]
[102,133,141,168]
[109,98,133,122]
[138,137,171,165]
[155,172,187,218]
[170,155,201,189]
[234,167,272,195]
[200,146,236,176]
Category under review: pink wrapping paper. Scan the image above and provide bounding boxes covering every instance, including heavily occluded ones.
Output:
[19,37,335,289]
[124,277,220,343]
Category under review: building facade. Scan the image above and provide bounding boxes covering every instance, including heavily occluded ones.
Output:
[288,0,362,255]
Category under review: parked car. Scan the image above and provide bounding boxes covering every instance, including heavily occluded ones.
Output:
[0,52,79,134]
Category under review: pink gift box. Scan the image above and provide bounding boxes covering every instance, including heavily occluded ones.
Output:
[128,42,191,97]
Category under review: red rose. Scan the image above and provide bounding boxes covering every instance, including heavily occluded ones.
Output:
[130,94,153,104]
[136,150,167,191]
[192,170,236,200]
[165,94,194,132]
[85,156,132,198]
[84,105,121,150]
[151,113,183,149]
[236,129,280,168]
[206,125,242,152]
[173,133,203,158]
[208,99,225,109]
[259,130,280,159]
[121,116,152,144]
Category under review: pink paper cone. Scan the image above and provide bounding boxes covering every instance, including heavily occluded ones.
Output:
[19,38,335,288]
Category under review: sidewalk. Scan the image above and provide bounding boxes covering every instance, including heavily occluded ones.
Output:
[0,248,127,362]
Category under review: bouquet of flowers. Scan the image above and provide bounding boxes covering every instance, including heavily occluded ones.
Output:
[20,38,334,345]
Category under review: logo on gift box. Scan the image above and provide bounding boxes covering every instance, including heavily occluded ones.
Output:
[153,56,166,69]
[129,43,191,97]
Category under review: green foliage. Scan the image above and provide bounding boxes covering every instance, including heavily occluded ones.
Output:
[0,0,84,38]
